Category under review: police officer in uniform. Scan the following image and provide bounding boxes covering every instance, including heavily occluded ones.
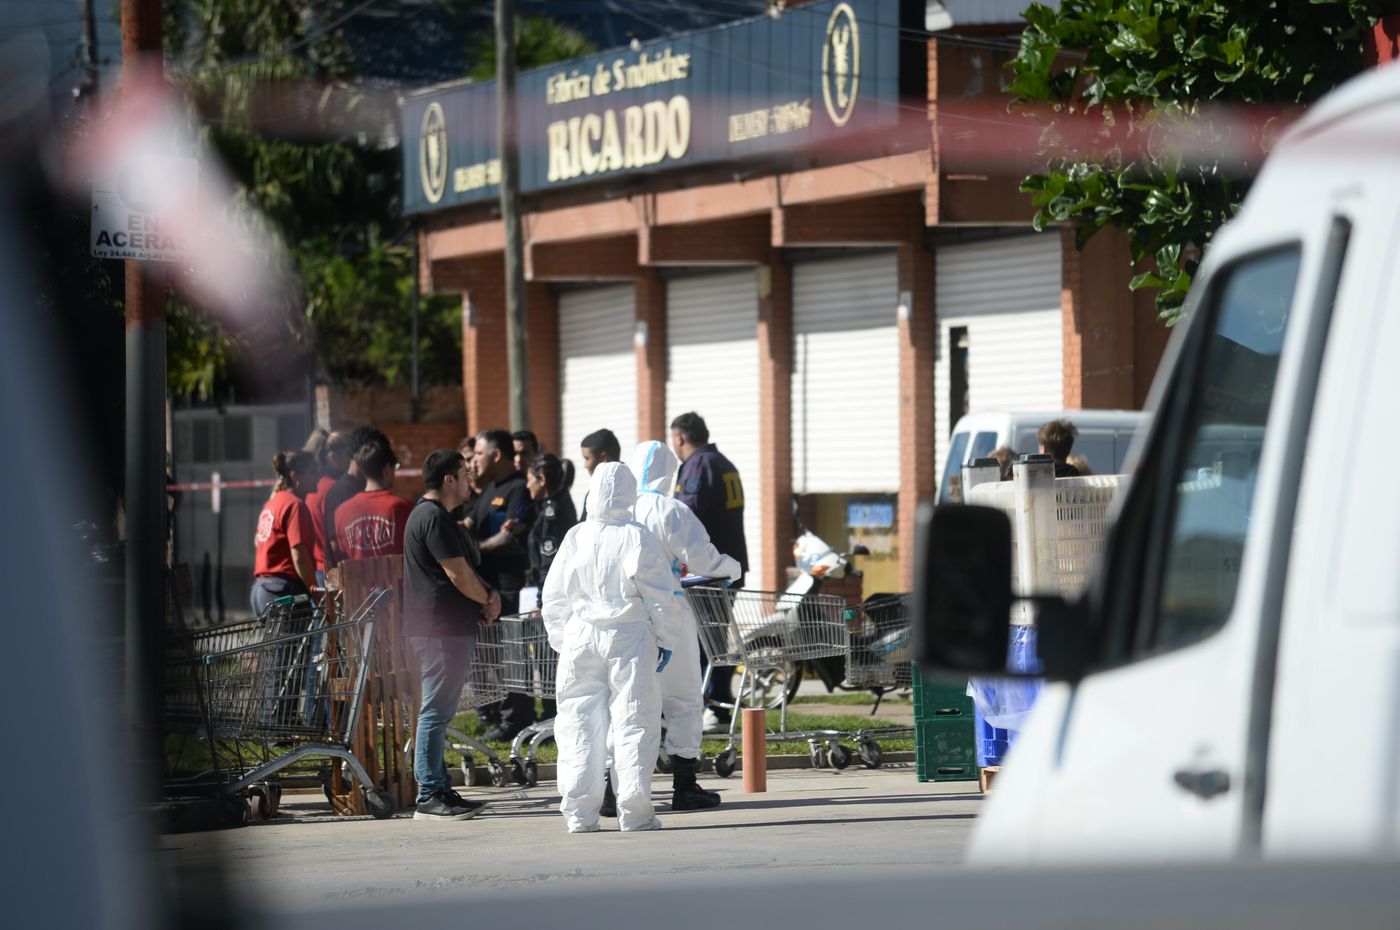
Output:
[524,452,576,723]
[670,412,748,727]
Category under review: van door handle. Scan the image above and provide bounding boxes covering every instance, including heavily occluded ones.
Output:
[1173,768,1231,799]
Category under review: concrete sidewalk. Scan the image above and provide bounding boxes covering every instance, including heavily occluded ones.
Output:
[161,765,981,906]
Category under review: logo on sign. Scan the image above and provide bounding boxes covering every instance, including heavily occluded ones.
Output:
[420,102,448,204]
[822,2,860,127]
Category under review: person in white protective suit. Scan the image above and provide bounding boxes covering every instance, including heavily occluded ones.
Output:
[602,440,740,813]
[541,462,686,833]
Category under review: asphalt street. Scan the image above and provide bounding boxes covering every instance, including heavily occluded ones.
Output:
[161,766,981,907]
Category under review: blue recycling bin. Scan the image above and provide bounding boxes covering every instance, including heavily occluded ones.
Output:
[968,626,1043,766]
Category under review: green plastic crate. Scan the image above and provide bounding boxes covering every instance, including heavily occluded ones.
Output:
[912,663,974,721]
[912,663,977,782]
[915,717,978,783]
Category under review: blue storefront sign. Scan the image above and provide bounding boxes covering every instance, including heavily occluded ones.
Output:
[401,0,919,215]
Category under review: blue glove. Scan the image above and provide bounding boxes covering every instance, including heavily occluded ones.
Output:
[656,647,673,673]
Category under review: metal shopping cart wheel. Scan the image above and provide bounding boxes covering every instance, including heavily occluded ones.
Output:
[713,748,737,778]
[221,793,252,827]
[362,787,396,820]
[827,742,852,769]
[858,739,883,769]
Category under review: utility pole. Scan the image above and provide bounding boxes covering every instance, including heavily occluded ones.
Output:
[121,0,166,803]
[410,227,422,422]
[496,0,531,430]
[79,0,99,103]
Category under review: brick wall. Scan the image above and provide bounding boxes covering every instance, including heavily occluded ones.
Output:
[383,422,468,498]
[635,269,668,441]
[1061,226,1172,410]
[756,259,794,590]
[315,385,464,431]
[897,241,937,589]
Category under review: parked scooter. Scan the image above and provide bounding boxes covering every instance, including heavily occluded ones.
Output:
[709,528,870,712]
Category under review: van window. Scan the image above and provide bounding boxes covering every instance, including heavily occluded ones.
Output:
[1072,434,1113,475]
[968,431,998,462]
[1148,247,1302,649]
[938,432,970,502]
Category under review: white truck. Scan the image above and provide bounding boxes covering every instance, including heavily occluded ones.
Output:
[916,60,1400,863]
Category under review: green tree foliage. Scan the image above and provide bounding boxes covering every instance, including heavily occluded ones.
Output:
[469,15,597,81]
[1008,0,1384,322]
[162,0,465,399]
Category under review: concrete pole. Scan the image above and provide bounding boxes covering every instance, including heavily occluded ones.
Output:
[496,0,531,430]
[121,0,165,802]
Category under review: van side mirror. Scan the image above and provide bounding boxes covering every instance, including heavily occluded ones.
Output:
[911,502,1015,675]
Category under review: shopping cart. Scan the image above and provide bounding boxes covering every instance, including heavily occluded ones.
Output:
[163,588,396,822]
[687,586,850,777]
[408,619,514,788]
[843,593,916,769]
[499,610,558,786]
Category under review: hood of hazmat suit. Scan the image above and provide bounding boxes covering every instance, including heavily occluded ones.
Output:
[540,462,685,652]
[627,441,741,583]
[631,438,681,498]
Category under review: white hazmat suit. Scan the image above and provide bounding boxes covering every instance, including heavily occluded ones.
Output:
[628,441,741,765]
[542,462,685,833]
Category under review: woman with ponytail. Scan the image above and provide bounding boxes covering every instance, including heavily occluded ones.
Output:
[250,449,320,616]
[523,453,577,588]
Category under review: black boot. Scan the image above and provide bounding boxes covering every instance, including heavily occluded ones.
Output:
[670,756,721,810]
[599,773,617,818]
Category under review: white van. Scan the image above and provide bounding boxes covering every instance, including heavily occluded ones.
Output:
[937,410,1147,502]
[917,63,1400,863]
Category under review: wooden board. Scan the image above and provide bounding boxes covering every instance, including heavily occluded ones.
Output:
[328,557,420,814]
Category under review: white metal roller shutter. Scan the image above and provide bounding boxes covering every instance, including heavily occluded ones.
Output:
[665,270,763,588]
[792,252,900,493]
[558,284,637,515]
[934,234,1063,486]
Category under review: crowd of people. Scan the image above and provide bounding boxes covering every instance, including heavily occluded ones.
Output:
[248,412,750,833]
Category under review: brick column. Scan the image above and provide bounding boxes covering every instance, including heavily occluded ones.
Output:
[757,259,793,590]
[635,268,668,442]
[897,241,936,589]
[461,264,509,434]
[1061,226,1164,410]
[526,282,561,453]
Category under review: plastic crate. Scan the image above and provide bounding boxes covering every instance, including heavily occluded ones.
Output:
[915,717,977,783]
[912,664,973,721]
[974,706,1012,768]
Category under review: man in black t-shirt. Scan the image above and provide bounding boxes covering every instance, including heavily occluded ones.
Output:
[403,449,501,821]
[467,429,536,739]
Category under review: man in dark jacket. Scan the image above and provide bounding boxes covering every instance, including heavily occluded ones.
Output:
[669,412,748,728]
[670,412,748,582]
